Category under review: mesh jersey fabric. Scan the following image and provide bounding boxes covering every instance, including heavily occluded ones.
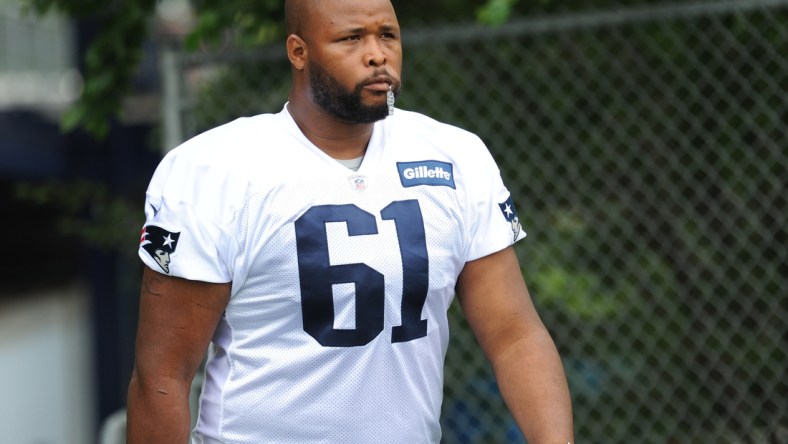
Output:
[138,105,526,444]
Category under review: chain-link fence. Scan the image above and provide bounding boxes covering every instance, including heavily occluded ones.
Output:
[163,1,787,442]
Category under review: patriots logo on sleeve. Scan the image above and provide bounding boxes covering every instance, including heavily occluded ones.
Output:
[140,225,181,273]
[498,195,522,242]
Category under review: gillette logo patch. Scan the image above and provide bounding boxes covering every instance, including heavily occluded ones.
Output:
[397,161,456,189]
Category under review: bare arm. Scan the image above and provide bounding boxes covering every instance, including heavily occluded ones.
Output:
[456,246,574,443]
[126,266,231,444]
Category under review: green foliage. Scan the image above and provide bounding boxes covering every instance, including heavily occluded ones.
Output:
[476,0,520,26]
[15,179,141,252]
[183,0,283,51]
[23,0,157,138]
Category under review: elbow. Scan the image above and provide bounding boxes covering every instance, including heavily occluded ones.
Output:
[127,365,192,402]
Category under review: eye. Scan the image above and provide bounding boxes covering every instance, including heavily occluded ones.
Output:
[341,35,361,42]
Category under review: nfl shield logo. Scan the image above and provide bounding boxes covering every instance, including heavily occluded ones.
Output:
[348,175,368,191]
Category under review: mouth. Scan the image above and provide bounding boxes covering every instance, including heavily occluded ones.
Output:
[362,75,394,92]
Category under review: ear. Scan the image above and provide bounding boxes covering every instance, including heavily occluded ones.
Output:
[287,34,307,70]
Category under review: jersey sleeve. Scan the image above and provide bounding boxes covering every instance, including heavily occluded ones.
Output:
[462,135,527,262]
[138,138,242,283]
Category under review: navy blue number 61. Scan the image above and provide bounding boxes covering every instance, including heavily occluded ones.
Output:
[295,200,429,347]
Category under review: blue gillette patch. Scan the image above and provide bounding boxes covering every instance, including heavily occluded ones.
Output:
[397,160,456,189]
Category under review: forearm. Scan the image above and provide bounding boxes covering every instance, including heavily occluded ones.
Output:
[126,372,193,444]
[491,329,574,444]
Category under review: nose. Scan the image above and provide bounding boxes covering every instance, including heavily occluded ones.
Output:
[364,39,387,67]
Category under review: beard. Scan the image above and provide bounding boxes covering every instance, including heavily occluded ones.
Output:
[308,59,393,124]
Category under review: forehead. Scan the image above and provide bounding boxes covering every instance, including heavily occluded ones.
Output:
[308,0,398,32]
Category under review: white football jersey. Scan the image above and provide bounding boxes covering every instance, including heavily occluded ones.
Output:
[138,105,526,444]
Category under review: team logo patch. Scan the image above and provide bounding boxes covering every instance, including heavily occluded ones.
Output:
[397,160,456,189]
[348,175,368,191]
[498,195,522,242]
[140,225,181,274]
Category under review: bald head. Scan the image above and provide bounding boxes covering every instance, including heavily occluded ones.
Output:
[285,0,396,38]
[284,0,315,37]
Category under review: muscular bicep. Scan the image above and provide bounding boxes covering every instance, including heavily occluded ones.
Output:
[133,266,231,382]
[455,246,545,361]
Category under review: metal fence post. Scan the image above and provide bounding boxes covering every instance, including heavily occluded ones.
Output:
[159,40,183,154]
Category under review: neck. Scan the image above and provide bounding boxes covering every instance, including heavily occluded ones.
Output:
[287,95,374,160]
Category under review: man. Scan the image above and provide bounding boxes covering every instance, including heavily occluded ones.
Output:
[127,0,574,442]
